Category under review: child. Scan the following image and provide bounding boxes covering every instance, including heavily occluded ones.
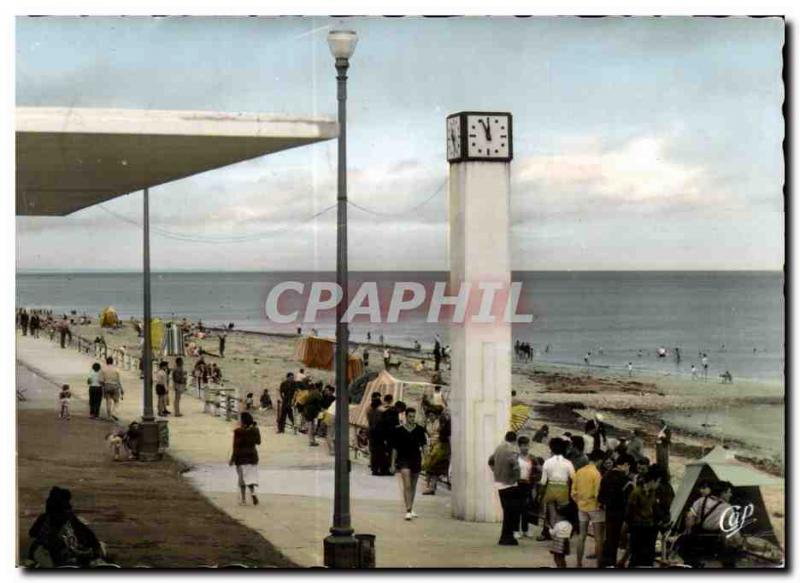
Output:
[244,392,254,411]
[58,384,71,420]
[259,388,273,411]
[549,502,573,568]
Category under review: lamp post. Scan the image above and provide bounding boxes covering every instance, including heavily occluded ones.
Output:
[323,28,360,569]
[138,186,161,461]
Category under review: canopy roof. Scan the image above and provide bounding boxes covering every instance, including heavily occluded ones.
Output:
[16,107,338,216]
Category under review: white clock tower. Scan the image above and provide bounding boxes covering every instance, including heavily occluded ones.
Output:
[447,111,514,522]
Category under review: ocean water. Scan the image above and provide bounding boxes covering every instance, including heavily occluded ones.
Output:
[16,270,785,461]
[16,270,785,383]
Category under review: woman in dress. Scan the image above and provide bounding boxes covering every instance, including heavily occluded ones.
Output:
[229,412,262,505]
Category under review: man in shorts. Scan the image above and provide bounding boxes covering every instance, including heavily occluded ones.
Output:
[572,449,606,567]
[390,407,427,520]
[100,356,123,421]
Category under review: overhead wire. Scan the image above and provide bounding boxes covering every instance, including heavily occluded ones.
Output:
[96,177,448,244]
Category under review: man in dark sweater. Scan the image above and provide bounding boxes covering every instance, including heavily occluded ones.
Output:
[625,466,660,567]
[390,407,427,520]
[598,453,634,568]
[379,398,404,465]
[276,372,296,433]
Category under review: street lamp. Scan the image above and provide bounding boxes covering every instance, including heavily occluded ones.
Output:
[323,28,359,569]
[138,186,162,461]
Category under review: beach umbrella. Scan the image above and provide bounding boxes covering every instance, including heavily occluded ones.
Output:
[509,403,531,432]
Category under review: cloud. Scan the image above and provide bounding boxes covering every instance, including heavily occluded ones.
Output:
[511,131,744,221]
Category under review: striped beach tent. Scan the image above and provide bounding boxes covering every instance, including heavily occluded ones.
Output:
[161,322,186,357]
[294,336,364,382]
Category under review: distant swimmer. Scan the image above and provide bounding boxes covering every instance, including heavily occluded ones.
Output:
[545,344,551,353]
[691,364,698,380]
[584,352,591,366]
[675,347,681,363]
[701,354,709,380]
[627,362,633,377]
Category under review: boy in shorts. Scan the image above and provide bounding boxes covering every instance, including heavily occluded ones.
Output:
[549,502,573,568]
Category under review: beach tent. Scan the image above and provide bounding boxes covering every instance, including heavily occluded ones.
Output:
[99,306,119,328]
[670,446,782,545]
[150,319,165,356]
[349,370,442,427]
[294,336,364,382]
[161,322,186,357]
[349,370,406,428]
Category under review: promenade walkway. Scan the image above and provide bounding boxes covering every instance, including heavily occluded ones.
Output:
[16,333,557,568]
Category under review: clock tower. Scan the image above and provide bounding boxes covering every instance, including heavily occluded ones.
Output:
[447,111,513,523]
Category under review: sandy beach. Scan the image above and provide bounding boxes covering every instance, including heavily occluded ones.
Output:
[67,318,784,547]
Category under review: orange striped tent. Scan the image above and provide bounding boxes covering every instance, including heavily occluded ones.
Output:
[294,336,363,382]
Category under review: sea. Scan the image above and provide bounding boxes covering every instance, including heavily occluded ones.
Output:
[16,270,785,462]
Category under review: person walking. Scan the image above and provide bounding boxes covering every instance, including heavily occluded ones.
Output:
[100,356,123,421]
[29,312,40,338]
[515,435,540,538]
[625,466,661,567]
[229,412,262,505]
[219,332,227,358]
[19,309,29,336]
[701,354,709,380]
[302,382,324,446]
[489,431,522,545]
[58,316,71,348]
[598,454,634,568]
[433,339,442,372]
[86,362,103,419]
[276,372,296,433]
[366,392,385,475]
[572,449,605,567]
[172,357,187,417]
[390,407,427,520]
[422,409,451,495]
[538,437,576,541]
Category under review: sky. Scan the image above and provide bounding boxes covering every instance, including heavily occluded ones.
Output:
[15,16,785,271]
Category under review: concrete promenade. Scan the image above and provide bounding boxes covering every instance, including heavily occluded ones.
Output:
[16,333,557,568]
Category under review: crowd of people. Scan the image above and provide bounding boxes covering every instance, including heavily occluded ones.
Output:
[18,311,760,568]
[487,415,746,568]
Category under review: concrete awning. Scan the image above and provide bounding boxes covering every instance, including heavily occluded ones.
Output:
[16,107,338,216]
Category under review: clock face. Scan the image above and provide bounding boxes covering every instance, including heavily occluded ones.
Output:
[466,114,510,159]
[446,116,462,161]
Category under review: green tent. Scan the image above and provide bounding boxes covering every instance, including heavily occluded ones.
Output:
[670,447,782,546]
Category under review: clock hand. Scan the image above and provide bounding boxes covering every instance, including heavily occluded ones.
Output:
[478,118,491,141]
[485,116,492,141]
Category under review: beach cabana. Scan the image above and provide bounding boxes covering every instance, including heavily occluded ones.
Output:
[348,370,442,428]
[670,447,782,545]
[161,322,186,357]
[99,306,119,328]
[294,336,363,382]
